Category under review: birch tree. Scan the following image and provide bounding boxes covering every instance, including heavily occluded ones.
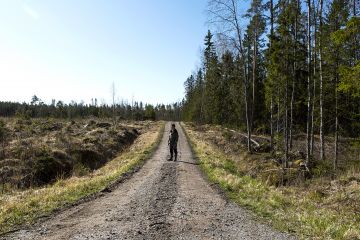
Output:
[110,82,117,127]
[319,0,325,160]
[290,0,300,150]
[208,0,252,152]
[269,0,275,150]
[306,0,312,166]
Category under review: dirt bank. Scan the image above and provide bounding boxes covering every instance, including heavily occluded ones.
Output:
[2,122,295,240]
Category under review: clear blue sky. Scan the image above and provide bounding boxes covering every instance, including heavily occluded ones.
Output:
[0,0,208,105]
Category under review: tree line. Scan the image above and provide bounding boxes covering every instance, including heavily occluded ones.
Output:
[182,0,359,170]
[0,95,181,121]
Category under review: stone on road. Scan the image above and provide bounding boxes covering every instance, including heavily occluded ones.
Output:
[2,122,295,240]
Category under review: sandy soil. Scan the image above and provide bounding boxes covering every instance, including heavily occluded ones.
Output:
[2,123,296,240]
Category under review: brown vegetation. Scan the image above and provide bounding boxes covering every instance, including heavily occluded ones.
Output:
[183,122,360,239]
[186,122,360,186]
[0,118,152,192]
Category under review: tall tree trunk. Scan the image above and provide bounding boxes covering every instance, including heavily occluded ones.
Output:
[245,68,251,152]
[285,62,289,169]
[285,87,289,169]
[290,66,295,150]
[270,97,274,150]
[306,0,312,166]
[270,0,274,151]
[200,83,204,124]
[252,30,257,136]
[290,0,299,150]
[247,46,252,153]
[285,15,290,169]
[229,0,251,152]
[319,0,325,160]
[277,90,281,134]
[111,82,117,127]
[310,2,317,156]
[334,74,339,170]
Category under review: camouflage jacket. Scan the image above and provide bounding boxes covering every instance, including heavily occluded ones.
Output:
[168,129,179,146]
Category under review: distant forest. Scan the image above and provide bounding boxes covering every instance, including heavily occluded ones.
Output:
[182,0,359,169]
[0,95,181,121]
[0,0,358,171]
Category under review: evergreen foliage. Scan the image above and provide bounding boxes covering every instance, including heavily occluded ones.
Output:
[0,97,181,121]
[182,0,359,166]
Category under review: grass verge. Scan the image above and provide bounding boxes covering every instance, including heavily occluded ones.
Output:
[182,122,360,240]
[0,121,165,235]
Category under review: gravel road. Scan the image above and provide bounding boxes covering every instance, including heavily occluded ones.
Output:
[2,122,296,240]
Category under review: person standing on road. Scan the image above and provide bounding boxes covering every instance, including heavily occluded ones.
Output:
[168,123,179,161]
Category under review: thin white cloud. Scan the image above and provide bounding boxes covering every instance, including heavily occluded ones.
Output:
[22,4,39,19]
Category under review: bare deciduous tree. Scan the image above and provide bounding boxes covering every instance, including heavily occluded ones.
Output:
[111,82,117,127]
[290,0,300,150]
[310,0,318,155]
[207,0,252,152]
[270,0,275,151]
[319,0,325,160]
[306,0,312,166]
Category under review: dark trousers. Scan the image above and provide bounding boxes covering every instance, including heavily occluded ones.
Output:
[170,144,178,160]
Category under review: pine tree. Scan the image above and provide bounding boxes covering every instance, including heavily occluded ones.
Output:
[220,50,236,125]
[245,0,267,131]
[323,0,350,170]
[203,30,221,124]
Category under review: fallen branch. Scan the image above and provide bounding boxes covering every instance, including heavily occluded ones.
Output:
[262,168,299,173]
[227,129,261,148]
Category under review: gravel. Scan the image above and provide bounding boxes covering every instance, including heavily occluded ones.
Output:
[2,123,296,240]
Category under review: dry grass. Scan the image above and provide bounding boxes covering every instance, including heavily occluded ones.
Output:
[0,118,153,189]
[0,121,164,235]
[183,122,360,240]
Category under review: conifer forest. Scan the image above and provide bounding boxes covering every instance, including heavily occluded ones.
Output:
[182,0,359,170]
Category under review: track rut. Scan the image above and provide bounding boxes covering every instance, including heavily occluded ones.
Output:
[2,122,295,240]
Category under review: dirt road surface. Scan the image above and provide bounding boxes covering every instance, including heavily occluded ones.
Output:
[2,123,295,240]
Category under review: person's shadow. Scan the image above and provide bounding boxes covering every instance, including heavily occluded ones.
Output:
[177,160,199,165]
